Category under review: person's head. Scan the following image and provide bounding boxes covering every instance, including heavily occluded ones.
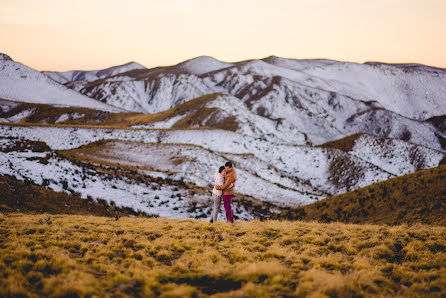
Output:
[225,161,233,171]
[218,166,225,174]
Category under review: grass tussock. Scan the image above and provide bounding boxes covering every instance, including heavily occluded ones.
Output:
[1,213,445,297]
[274,164,446,226]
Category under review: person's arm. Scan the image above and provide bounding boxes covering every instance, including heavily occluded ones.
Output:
[215,175,234,190]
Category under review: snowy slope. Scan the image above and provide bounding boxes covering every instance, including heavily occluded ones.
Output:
[133,93,309,145]
[1,123,444,209]
[343,109,443,152]
[0,54,122,112]
[334,134,444,176]
[263,57,446,120]
[74,141,322,206]
[2,124,426,197]
[80,73,214,113]
[262,56,337,72]
[128,81,443,151]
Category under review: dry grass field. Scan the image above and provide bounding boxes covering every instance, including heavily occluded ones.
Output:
[1,213,445,297]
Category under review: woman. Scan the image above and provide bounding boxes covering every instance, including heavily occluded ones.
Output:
[210,166,225,223]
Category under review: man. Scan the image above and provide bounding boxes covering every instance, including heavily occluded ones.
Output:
[215,161,237,223]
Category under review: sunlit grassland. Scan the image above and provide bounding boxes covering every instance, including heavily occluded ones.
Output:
[1,213,445,297]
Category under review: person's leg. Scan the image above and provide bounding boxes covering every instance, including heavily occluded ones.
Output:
[211,194,220,222]
[210,194,216,222]
[222,195,228,221]
[227,195,234,223]
[223,195,234,223]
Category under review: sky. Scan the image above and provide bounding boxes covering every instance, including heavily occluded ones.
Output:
[1,0,445,71]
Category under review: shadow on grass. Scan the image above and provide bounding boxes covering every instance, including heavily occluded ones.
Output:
[158,274,242,294]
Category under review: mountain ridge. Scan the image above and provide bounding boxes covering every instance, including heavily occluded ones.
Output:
[38,53,446,151]
[43,61,147,84]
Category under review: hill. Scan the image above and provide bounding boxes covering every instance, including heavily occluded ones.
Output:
[1,213,445,297]
[318,133,445,176]
[272,164,446,226]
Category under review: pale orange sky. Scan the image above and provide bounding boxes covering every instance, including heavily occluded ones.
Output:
[1,0,445,71]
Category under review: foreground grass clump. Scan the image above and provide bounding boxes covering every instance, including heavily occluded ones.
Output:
[0,213,445,297]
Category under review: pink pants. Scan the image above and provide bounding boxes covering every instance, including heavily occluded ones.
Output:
[223,195,234,223]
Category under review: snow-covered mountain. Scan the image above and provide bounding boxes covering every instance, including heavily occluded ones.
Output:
[263,56,446,120]
[52,55,446,151]
[0,54,122,112]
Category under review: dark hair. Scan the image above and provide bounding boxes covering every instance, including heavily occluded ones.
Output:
[218,166,225,173]
[225,161,233,168]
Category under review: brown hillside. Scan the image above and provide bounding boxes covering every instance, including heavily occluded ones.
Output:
[272,165,446,225]
[317,133,365,152]
[103,92,239,131]
[0,94,239,131]
[0,99,113,125]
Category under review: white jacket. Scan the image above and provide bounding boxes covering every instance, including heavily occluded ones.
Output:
[212,172,224,196]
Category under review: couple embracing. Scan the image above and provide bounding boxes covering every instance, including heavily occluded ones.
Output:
[210,161,237,223]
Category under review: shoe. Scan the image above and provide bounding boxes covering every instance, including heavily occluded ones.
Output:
[210,219,213,223]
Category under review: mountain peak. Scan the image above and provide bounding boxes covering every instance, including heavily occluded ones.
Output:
[172,56,233,75]
[121,61,146,68]
[0,53,13,61]
[184,55,223,63]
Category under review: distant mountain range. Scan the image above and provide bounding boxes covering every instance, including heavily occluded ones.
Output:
[0,52,445,217]
[3,53,445,151]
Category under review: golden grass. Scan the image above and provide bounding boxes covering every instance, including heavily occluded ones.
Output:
[1,213,445,297]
